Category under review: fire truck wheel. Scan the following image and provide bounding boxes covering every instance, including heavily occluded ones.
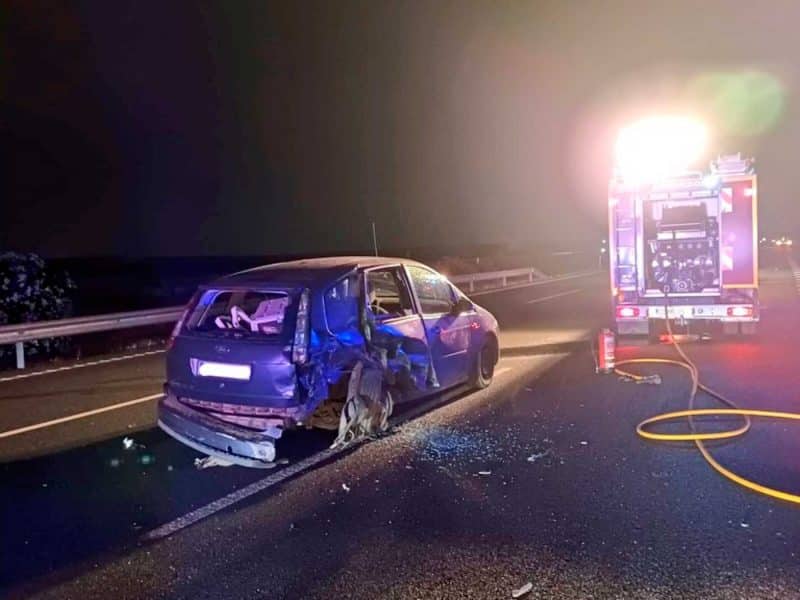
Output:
[647,319,663,344]
[739,322,757,336]
[722,322,739,336]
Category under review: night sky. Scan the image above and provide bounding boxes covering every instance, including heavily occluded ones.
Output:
[3,1,800,257]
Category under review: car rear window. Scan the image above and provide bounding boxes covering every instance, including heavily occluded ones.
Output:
[186,289,290,338]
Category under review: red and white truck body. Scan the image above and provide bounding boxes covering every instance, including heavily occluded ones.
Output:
[609,154,759,336]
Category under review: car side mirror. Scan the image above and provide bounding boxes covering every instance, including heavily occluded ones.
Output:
[450,297,473,315]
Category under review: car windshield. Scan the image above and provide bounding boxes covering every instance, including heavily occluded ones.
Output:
[185,289,290,338]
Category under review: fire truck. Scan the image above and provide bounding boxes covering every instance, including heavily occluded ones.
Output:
[609,153,759,337]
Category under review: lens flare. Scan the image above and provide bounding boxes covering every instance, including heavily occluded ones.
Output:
[688,71,785,136]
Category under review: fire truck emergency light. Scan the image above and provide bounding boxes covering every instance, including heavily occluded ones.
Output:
[614,116,708,183]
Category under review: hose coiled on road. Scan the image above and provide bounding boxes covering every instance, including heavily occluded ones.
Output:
[617,319,800,505]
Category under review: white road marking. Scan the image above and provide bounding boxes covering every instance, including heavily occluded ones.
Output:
[0,393,163,439]
[143,366,518,541]
[525,288,583,304]
[500,349,579,360]
[144,445,343,540]
[0,349,165,383]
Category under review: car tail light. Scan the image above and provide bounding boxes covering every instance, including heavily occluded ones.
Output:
[727,305,753,318]
[167,305,192,351]
[292,288,310,364]
[616,306,640,318]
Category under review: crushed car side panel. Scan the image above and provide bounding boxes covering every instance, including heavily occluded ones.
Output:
[298,271,436,415]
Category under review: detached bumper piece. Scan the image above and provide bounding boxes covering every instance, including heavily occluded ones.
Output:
[158,393,278,467]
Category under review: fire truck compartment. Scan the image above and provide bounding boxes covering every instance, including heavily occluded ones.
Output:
[643,196,721,297]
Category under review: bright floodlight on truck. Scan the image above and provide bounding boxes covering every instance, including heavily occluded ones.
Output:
[614,116,708,183]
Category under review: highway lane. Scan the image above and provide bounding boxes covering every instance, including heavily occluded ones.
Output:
[1,273,607,596]
[0,352,166,462]
[15,269,800,599]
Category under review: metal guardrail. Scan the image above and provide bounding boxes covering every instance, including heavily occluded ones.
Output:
[0,307,184,369]
[0,267,594,370]
[450,266,549,292]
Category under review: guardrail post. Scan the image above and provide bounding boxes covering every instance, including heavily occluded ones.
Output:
[469,280,474,292]
[528,270,534,282]
[15,342,25,370]
[502,276,507,287]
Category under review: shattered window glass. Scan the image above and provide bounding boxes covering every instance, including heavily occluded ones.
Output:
[365,268,414,319]
[406,266,456,314]
[186,289,289,337]
[324,275,360,333]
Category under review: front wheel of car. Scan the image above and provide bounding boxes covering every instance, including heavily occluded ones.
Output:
[470,338,497,390]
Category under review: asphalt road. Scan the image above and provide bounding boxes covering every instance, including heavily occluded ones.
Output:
[5,270,800,598]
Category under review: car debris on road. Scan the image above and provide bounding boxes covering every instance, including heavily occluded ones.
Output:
[512,581,533,598]
[194,456,235,470]
[527,449,552,462]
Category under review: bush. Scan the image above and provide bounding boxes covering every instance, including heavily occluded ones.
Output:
[0,252,76,359]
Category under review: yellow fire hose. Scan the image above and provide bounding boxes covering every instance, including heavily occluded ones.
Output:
[616,321,800,505]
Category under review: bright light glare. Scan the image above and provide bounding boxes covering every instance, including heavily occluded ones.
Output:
[728,306,753,317]
[617,306,639,318]
[197,361,252,380]
[615,116,708,183]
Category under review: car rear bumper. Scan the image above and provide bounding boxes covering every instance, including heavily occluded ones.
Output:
[157,393,279,467]
[616,303,759,322]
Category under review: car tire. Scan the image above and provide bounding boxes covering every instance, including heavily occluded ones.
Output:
[470,338,497,390]
[647,318,663,344]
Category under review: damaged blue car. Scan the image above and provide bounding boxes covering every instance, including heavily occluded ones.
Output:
[158,257,499,466]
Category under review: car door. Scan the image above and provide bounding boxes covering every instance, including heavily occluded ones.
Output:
[362,266,433,392]
[405,265,473,388]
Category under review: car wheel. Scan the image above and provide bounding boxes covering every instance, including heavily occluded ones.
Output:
[470,338,497,390]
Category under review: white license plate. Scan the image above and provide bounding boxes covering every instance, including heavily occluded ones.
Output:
[194,360,252,381]
[647,306,694,319]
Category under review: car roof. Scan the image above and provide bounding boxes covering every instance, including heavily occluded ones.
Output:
[210,256,432,288]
